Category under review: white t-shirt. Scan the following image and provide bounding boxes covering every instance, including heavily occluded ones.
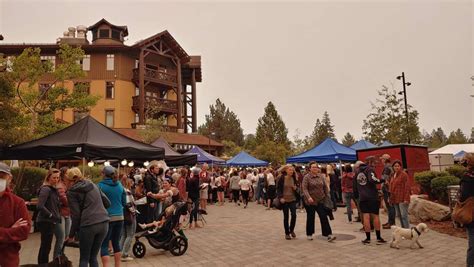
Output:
[239,179,251,191]
[215,176,224,187]
[266,173,275,186]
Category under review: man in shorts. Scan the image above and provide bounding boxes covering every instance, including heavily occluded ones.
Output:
[355,156,387,244]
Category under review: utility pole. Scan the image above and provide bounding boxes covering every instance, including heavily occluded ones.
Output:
[397,72,412,144]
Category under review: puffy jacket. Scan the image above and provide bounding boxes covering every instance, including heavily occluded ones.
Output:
[36,185,61,224]
[98,177,126,217]
[460,168,474,228]
[67,180,109,238]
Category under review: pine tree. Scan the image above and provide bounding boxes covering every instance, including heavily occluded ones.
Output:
[308,111,337,146]
[198,98,244,146]
[255,101,290,148]
[341,132,356,147]
[430,127,448,148]
[447,128,468,144]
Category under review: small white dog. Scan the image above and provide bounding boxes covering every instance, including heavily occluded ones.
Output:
[390,223,429,249]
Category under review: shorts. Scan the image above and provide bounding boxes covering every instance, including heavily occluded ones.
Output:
[200,188,208,199]
[217,186,224,192]
[266,185,276,200]
[359,200,380,215]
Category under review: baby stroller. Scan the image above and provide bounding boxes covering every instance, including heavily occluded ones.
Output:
[133,201,189,257]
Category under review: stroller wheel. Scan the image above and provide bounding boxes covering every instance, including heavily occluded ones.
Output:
[169,236,188,256]
[132,241,146,258]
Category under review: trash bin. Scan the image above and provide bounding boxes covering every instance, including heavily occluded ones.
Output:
[447,185,460,228]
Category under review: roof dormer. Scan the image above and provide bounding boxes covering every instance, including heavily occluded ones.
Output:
[88,18,128,45]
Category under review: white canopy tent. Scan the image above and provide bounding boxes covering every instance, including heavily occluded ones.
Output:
[429,144,474,155]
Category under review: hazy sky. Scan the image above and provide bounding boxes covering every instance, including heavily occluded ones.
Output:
[1,0,472,142]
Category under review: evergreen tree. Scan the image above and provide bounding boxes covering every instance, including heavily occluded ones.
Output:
[362,85,421,144]
[243,134,257,152]
[429,127,448,148]
[341,132,356,147]
[308,111,337,146]
[447,128,468,144]
[255,101,290,148]
[198,98,244,146]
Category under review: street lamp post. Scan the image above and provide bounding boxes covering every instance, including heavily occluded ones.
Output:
[397,72,412,144]
[208,132,216,155]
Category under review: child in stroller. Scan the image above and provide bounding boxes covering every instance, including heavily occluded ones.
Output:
[133,201,188,258]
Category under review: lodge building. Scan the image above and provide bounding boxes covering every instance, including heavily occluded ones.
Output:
[0,19,223,154]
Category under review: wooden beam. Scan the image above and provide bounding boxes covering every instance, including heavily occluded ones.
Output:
[151,44,160,53]
[139,49,145,124]
[144,48,176,60]
[191,68,197,132]
[177,59,183,131]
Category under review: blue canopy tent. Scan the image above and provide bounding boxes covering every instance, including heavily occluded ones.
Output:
[287,138,357,163]
[380,141,393,146]
[226,151,268,166]
[454,150,466,161]
[184,146,225,164]
[350,140,377,150]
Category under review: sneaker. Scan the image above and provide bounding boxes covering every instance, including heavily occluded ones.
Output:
[290,232,296,238]
[121,256,134,262]
[285,234,291,240]
[327,235,336,242]
[361,239,371,245]
[382,224,392,229]
[377,238,387,244]
[307,235,313,240]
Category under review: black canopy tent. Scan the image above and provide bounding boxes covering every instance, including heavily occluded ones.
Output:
[0,116,165,161]
[150,137,197,166]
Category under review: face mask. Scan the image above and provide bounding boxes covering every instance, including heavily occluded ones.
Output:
[0,179,6,192]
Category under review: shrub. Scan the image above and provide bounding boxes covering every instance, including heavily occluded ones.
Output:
[81,165,103,184]
[414,170,448,194]
[11,167,48,201]
[430,175,460,204]
[445,165,466,179]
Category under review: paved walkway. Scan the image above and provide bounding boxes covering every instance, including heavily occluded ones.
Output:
[20,202,467,266]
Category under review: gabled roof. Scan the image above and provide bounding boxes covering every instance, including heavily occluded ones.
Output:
[113,129,223,147]
[350,140,377,150]
[151,137,181,156]
[287,138,356,163]
[132,30,190,63]
[88,18,129,37]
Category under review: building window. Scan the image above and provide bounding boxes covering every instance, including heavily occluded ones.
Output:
[5,56,13,72]
[99,29,110,38]
[106,54,114,71]
[73,111,88,123]
[134,60,139,68]
[105,110,114,128]
[74,82,90,94]
[106,81,115,99]
[135,113,139,123]
[159,64,167,73]
[92,30,98,40]
[135,87,139,96]
[81,55,90,71]
[111,29,121,40]
[40,56,55,71]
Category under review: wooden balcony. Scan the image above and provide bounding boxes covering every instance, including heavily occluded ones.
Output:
[131,123,178,132]
[133,67,178,87]
[132,95,178,114]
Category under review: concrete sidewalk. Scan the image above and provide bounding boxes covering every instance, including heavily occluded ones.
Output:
[19,201,468,266]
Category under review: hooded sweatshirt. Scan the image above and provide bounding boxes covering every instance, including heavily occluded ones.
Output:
[67,180,110,238]
[98,177,126,221]
[355,163,383,202]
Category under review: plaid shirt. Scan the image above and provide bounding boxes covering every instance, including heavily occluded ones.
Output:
[389,171,411,204]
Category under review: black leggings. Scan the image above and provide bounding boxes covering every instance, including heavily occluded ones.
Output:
[241,190,249,205]
[305,203,332,237]
[282,201,297,235]
[232,189,240,203]
[79,221,108,267]
[190,198,199,224]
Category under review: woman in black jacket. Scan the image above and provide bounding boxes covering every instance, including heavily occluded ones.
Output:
[277,165,298,240]
[187,167,201,229]
[461,154,474,267]
[36,168,61,265]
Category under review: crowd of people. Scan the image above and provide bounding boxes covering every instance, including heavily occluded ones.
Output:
[0,152,473,266]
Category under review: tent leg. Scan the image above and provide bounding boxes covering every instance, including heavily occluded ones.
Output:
[82,158,86,178]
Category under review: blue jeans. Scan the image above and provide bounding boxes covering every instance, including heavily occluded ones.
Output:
[79,222,108,267]
[342,192,353,222]
[53,216,71,258]
[468,226,474,267]
[394,203,410,229]
[120,219,136,257]
[383,188,396,225]
[100,220,124,256]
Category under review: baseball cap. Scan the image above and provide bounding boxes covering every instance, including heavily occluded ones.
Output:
[354,161,364,169]
[103,166,116,177]
[0,162,11,176]
[381,154,391,160]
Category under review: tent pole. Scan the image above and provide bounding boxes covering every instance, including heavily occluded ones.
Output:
[82,158,86,177]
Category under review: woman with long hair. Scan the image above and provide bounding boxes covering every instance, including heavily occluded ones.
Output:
[53,167,70,259]
[342,164,355,223]
[119,175,137,262]
[276,165,298,240]
[389,160,411,229]
[215,171,225,206]
[326,164,338,212]
[36,168,61,265]
[460,153,474,267]
[265,168,276,210]
[239,171,251,208]
[187,167,201,229]
[65,167,110,267]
